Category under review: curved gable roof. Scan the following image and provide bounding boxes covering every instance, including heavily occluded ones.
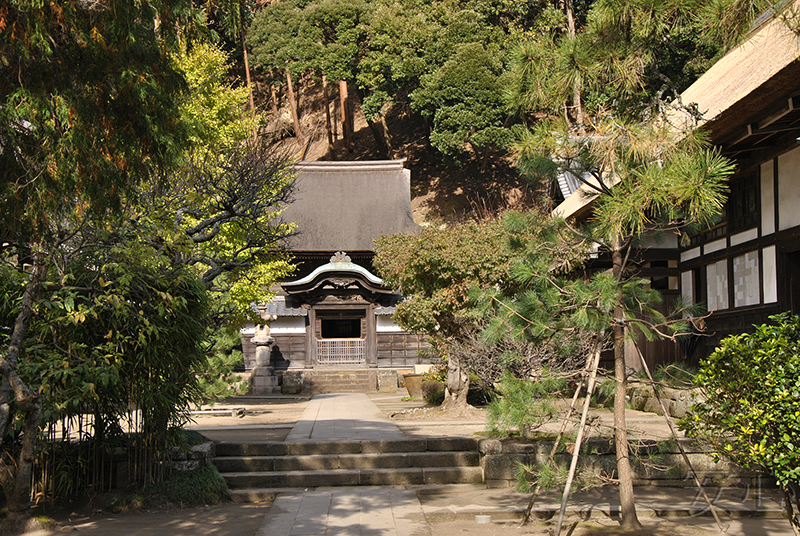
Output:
[282,251,393,295]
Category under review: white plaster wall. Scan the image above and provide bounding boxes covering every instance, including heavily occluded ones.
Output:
[762,159,775,235]
[376,315,404,332]
[681,247,701,262]
[779,146,800,231]
[240,323,255,336]
[704,238,727,254]
[730,228,758,246]
[270,316,306,334]
[707,260,729,311]
[763,245,778,303]
[636,232,678,249]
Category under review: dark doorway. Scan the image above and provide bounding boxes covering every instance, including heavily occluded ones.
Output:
[321,318,362,338]
[786,251,800,315]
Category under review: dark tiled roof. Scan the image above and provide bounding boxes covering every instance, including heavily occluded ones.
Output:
[258,296,307,317]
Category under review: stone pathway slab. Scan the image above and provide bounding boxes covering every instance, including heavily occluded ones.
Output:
[285,393,405,442]
[256,488,432,536]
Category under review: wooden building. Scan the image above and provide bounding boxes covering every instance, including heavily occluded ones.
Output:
[674,11,800,360]
[553,8,800,367]
[241,160,430,394]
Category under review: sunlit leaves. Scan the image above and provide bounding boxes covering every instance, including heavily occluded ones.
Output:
[682,314,800,489]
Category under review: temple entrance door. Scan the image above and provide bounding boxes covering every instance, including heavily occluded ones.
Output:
[315,309,367,365]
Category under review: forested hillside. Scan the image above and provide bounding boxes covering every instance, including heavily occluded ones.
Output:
[209,0,767,221]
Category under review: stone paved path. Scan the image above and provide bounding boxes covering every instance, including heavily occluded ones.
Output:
[256,488,431,536]
[259,393,431,535]
[285,393,406,442]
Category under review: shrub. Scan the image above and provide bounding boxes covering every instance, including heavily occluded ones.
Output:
[422,380,445,406]
[487,372,567,437]
[681,313,800,532]
[113,464,228,510]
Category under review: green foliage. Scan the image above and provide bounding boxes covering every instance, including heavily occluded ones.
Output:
[0,0,190,241]
[113,464,229,510]
[374,217,515,336]
[487,372,567,437]
[196,328,249,403]
[515,460,570,493]
[176,42,260,150]
[22,222,211,435]
[514,455,601,494]
[682,314,800,489]
[411,42,513,163]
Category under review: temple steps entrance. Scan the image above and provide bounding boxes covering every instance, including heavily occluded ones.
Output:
[212,393,484,502]
[279,368,396,394]
[214,438,483,502]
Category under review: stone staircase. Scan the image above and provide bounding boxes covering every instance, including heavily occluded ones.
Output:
[214,438,484,502]
[280,369,379,394]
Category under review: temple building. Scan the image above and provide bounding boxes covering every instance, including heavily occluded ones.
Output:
[554,11,800,367]
[241,160,430,394]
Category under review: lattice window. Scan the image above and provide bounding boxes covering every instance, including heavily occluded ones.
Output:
[317,339,366,364]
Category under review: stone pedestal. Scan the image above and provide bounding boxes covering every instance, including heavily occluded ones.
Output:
[249,322,281,395]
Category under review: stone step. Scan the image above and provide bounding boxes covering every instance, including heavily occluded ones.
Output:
[222,466,484,489]
[214,451,480,473]
[215,438,478,457]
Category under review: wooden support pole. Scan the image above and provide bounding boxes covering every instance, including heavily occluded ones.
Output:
[633,341,728,533]
[554,340,603,534]
[521,339,598,525]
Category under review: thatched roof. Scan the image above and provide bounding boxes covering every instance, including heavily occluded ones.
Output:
[675,7,800,155]
[554,5,800,220]
[282,160,419,253]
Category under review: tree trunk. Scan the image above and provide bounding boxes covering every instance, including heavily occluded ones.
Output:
[355,90,394,159]
[564,0,585,134]
[270,83,279,116]
[378,112,394,158]
[322,74,335,154]
[0,263,44,534]
[441,351,470,411]
[286,68,303,146]
[611,238,642,530]
[340,79,354,152]
[240,19,256,138]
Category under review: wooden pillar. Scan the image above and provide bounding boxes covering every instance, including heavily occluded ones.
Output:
[305,308,316,368]
[366,305,377,367]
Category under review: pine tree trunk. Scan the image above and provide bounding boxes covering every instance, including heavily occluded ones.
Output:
[322,74,334,154]
[340,79,354,152]
[564,0,585,133]
[286,69,303,146]
[611,238,642,530]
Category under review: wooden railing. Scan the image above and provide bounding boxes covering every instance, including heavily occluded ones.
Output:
[316,338,366,365]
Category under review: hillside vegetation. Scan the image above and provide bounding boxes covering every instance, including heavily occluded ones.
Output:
[221,0,762,222]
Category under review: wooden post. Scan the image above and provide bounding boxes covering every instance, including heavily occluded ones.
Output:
[554,341,603,535]
[521,340,597,524]
[633,341,728,533]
